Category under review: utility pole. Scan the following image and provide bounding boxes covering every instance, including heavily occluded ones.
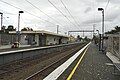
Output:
[57,25,59,34]
[98,8,104,52]
[83,30,84,38]
[0,12,3,46]
[0,12,3,30]
[96,30,101,51]
[102,9,104,51]
[17,11,24,43]
[93,24,95,36]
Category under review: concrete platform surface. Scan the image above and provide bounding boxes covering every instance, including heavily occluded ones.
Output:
[71,43,120,80]
[58,43,120,80]
[0,45,30,49]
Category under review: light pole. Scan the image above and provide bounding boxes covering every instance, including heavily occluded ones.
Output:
[93,24,96,33]
[0,12,3,30]
[17,11,24,43]
[0,12,3,46]
[57,25,59,34]
[98,8,104,51]
[96,30,101,51]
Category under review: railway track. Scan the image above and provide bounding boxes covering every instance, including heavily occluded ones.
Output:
[0,43,86,80]
[24,45,86,80]
[24,49,77,80]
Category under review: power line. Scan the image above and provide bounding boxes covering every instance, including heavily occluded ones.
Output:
[27,0,74,33]
[93,0,96,24]
[105,0,110,10]
[48,0,77,27]
[0,9,17,15]
[0,0,56,25]
[26,0,75,31]
[25,0,64,26]
[3,17,9,25]
[47,0,76,32]
[25,0,68,32]
[60,0,80,28]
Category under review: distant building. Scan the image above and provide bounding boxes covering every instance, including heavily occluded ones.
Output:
[0,25,16,45]
[0,31,17,45]
[9,30,69,46]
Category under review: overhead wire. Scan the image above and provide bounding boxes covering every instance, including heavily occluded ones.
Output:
[0,0,56,25]
[47,0,77,34]
[93,0,96,24]
[25,0,67,33]
[0,9,16,26]
[60,0,82,35]
[104,0,110,34]
[60,0,92,36]
[60,0,94,36]
[25,0,64,27]
[105,0,110,10]
[60,0,80,28]
[0,0,75,34]
[48,0,77,27]
[0,9,17,15]
[26,0,66,34]
[3,17,9,25]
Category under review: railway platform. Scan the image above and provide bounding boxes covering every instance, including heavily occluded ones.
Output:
[2,43,120,80]
[55,43,120,80]
[0,42,86,80]
[0,45,30,50]
[58,43,120,80]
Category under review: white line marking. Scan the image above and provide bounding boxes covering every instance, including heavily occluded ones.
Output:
[106,52,120,63]
[43,42,91,80]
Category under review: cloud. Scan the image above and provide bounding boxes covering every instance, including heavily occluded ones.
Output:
[84,7,92,13]
[95,0,107,3]
[95,0,120,4]
[82,5,120,24]
[82,18,100,24]
[106,13,120,21]
[0,0,120,36]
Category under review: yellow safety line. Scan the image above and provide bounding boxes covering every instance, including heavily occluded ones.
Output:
[66,47,89,80]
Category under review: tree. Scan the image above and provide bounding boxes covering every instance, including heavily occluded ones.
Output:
[115,26,120,32]
[21,27,33,31]
[1,26,6,30]
[105,26,120,34]
[21,27,28,31]
[0,25,16,33]
[7,25,15,31]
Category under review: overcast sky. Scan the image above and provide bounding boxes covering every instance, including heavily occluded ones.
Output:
[0,0,120,37]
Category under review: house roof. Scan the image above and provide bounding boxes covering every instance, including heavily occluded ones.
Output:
[9,30,69,38]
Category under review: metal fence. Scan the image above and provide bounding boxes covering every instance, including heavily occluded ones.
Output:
[106,34,120,59]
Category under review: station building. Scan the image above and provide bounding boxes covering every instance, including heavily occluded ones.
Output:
[9,30,69,46]
[0,32,17,45]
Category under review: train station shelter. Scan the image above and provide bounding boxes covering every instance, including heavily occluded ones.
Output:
[9,30,69,46]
